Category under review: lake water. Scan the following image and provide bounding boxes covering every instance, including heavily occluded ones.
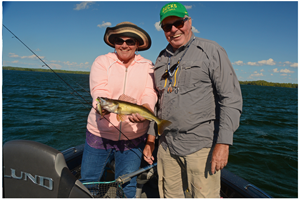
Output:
[2,69,298,198]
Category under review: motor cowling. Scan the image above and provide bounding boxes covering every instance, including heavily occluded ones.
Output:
[3,140,92,198]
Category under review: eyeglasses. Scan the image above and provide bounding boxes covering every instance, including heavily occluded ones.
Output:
[161,18,189,32]
[114,38,136,46]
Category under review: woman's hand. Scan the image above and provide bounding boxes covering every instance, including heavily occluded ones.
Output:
[100,109,109,116]
[95,98,109,116]
[128,103,152,123]
[118,94,137,104]
[118,94,152,123]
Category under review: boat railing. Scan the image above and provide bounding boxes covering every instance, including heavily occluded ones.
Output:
[244,184,272,198]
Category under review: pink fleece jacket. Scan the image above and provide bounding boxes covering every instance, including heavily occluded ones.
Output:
[86,52,157,141]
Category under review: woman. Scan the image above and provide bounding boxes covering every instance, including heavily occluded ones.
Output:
[80,22,157,198]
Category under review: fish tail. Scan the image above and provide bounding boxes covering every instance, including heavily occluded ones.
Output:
[157,120,172,136]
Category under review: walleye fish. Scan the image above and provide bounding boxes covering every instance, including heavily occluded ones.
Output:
[96,97,171,136]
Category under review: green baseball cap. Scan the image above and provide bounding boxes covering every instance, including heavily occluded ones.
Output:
[160,2,189,24]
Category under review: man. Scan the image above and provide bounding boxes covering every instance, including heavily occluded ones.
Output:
[143,2,243,198]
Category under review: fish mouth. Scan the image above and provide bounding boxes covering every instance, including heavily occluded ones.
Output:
[98,97,108,106]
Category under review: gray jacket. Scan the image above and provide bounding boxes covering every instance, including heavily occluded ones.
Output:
[148,34,243,156]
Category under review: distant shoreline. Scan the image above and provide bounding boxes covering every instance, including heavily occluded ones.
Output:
[3,66,89,75]
[3,66,298,88]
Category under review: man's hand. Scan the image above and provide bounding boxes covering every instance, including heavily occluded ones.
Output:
[211,143,229,174]
[143,135,156,165]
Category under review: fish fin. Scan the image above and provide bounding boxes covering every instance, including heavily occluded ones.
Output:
[157,120,172,136]
[116,114,126,122]
[96,98,103,116]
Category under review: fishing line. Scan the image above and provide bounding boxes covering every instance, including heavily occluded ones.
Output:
[49,71,92,110]
[3,24,92,106]
[4,24,148,160]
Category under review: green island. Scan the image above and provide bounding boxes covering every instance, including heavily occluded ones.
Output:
[3,66,298,88]
[239,80,297,88]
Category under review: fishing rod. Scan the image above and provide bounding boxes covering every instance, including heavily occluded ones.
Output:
[3,24,149,160]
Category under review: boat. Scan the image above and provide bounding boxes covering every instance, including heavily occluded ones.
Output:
[3,140,272,198]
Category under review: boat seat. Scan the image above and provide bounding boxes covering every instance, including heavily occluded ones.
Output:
[3,140,92,198]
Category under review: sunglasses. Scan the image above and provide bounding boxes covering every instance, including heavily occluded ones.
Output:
[114,38,136,46]
[161,18,189,32]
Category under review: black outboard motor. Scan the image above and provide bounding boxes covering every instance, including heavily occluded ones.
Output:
[3,140,92,198]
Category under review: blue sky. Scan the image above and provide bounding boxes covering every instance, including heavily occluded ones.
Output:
[2,1,298,83]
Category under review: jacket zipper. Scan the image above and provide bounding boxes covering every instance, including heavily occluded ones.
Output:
[119,67,128,140]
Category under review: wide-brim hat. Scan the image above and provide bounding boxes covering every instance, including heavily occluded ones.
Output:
[104,22,151,51]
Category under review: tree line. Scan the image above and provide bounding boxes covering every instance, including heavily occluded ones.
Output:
[239,80,297,88]
[3,66,298,88]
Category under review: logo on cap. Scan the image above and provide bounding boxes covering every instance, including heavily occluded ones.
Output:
[162,3,178,14]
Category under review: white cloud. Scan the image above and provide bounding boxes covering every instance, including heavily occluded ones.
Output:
[50,60,61,63]
[63,61,77,66]
[247,62,259,66]
[257,58,276,66]
[279,61,298,67]
[290,63,298,67]
[9,53,19,58]
[21,55,34,59]
[185,5,192,9]
[74,2,94,10]
[78,62,90,67]
[232,59,297,68]
[192,26,200,33]
[282,61,292,66]
[49,63,62,69]
[20,54,44,59]
[280,69,294,73]
[250,71,263,77]
[260,69,264,72]
[232,60,244,66]
[9,53,46,59]
[281,74,288,76]
[16,54,44,59]
[273,68,294,74]
[245,58,276,66]
[155,21,162,31]
[97,21,111,28]
[251,73,264,77]
[12,60,19,63]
